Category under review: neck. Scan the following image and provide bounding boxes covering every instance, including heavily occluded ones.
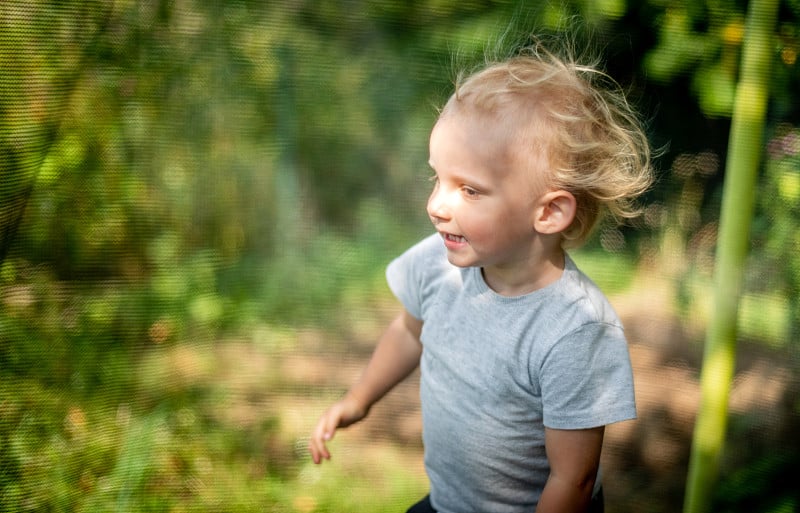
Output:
[482,247,566,297]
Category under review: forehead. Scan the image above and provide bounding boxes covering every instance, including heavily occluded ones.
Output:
[429,110,508,170]
[435,100,553,183]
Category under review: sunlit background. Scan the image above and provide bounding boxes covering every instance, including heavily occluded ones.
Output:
[1,1,798,512]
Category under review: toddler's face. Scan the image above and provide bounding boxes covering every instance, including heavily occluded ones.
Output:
[426,112,547,271]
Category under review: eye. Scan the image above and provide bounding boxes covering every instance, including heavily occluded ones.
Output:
[462,186,479,197]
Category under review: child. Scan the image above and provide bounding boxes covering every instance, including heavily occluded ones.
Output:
[309,39,653,513]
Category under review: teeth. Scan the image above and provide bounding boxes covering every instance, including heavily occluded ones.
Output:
[445,233,465,242]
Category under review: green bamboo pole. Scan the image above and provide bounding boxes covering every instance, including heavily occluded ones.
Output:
[682,1,779,512]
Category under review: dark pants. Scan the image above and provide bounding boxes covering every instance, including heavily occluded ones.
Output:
[406,495,436,513]
[406,488,604,513]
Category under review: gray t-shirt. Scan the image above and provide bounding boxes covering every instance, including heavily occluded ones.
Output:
[386,233,636,513]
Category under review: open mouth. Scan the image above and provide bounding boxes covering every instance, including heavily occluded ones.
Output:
[442,232,466,243]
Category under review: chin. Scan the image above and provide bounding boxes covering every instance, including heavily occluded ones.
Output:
[445,254,478,268]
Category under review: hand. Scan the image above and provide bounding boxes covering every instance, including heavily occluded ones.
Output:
[308,310,423,465]
[309,394,369,464]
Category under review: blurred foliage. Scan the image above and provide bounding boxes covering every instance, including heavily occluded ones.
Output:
[754,123,800,341]
[1,0,799,511]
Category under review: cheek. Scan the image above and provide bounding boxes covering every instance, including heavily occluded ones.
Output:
[459,207,497,236]
[470,205,528,239]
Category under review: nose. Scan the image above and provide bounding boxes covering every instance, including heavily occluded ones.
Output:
[427,186,451,224]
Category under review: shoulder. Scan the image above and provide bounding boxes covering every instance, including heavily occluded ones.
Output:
[524,255,626,363]
[538,258,636,427]
[556,254,622,328]
[385,233,456,319]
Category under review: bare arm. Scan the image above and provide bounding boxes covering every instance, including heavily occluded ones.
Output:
[536,426,605,513]
[309,309,423,464]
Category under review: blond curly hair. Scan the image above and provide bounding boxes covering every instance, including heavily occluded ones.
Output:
[440,41,654,248]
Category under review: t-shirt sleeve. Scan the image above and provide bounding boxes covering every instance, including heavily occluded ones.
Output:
[539,322,637,429]
[385,233,441,320]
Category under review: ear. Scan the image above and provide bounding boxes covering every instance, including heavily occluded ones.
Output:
[532,190,577,235]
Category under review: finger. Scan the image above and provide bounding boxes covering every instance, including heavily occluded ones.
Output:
[310,414,336,463]
[312,435,331,463]
[310,442,324,464]
[309,430,325,464]
[309,434,327,464]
